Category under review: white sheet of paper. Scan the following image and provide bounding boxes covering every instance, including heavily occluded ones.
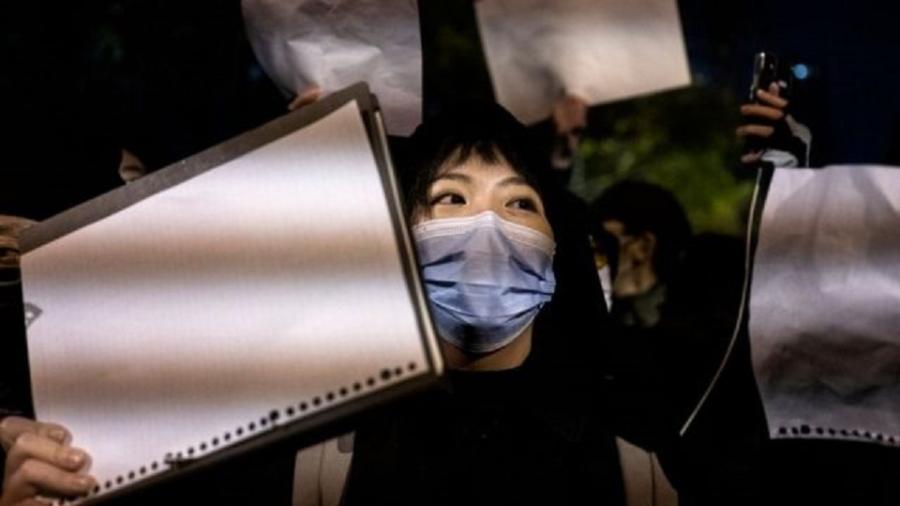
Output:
[242,0,422,135]
[21,101,431,498]
[750,165,900,446]
[476,0,691,125]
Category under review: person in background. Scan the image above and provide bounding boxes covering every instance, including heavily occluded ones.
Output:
[590,181,691,329]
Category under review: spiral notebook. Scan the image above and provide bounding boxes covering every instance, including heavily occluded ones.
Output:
[748,165,900,447]
[680,164,900,447]
[18,83,443,504]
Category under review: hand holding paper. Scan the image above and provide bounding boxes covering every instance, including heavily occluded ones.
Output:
[242,0,422,135]
[476,0,691,124]
[19,85,441,504]
[0,416,95,505]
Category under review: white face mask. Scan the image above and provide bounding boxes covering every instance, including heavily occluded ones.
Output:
[597,265,613,310]
[413,212,556,354]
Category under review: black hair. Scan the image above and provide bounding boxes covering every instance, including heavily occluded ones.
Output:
[397,100,611,396]
[590,180,692,282]
[397,101,548,218]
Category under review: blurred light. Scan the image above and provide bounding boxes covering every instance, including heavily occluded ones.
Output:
[792,64,810,80]
[247,63,265,83]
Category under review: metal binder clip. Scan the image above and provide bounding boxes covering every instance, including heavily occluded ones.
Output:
[24,302,42,328]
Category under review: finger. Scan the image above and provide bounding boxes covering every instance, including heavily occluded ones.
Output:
[741,152,763,164]
[0,418,70,451]
[16,499,52,506]
[118,149,147,183]
[736,125,775,138]
[287,85,322,111]
[6,432,90,475]
[4,459,96,503]
[36,423,71,446]
[740,103,785,121]
[287,95,305,111]
[552,94,588,134]
[756,87,789,109]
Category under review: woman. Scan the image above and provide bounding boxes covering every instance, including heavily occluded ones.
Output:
[0,102,624,505]
[336,101,624,505]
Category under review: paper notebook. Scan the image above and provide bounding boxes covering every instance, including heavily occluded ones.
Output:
[19,83,443,504]
[748,165,900,447]
[680,165,900,448]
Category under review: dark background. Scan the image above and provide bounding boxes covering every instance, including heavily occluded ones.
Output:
[2,0,900,221]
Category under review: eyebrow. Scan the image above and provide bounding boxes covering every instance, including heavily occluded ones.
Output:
[433,172,531,189]
[433,172,473,184]
[496,175,530,188]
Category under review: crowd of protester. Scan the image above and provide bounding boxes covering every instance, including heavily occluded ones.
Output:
[1,2,897,505]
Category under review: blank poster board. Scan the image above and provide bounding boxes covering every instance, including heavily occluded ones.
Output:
[749,165,900,447]
[476,0,691,125]
[242,0,422,136]
[19,83,443,504]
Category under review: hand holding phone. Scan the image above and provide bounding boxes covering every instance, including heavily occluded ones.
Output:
[749,52,791,103]
[738,52,793,164]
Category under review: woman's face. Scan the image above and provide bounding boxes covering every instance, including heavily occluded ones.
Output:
[414,154,553,239]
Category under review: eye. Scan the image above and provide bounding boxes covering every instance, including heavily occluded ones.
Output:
[431,192,466,206]
[508,197,539,212]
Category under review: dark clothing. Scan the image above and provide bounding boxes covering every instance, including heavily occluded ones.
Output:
[344,362,625,506]
[604,233,769,504]
[611,284,668,329]
[761,439,900,506]
[0,267,31,420]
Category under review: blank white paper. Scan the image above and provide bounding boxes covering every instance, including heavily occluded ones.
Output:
[750,165,900,446]
[242,0,422,136]
[476,0,691,125]
[21,101,432,498]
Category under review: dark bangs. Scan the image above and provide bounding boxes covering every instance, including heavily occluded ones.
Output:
[399,101,547,217]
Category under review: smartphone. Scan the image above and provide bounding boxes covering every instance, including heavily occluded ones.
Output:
[749,51,792,102]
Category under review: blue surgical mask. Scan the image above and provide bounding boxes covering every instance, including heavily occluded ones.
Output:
[412,211,556,353]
